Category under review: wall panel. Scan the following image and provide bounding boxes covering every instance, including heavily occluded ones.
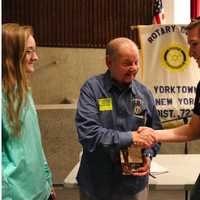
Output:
[3,0,153,48]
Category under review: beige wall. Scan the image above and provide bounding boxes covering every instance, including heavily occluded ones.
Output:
[36,105,81,184]
[162,0,190,24]
[30,47,106,104]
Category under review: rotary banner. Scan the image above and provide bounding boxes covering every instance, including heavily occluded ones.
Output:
[136,25,200,126]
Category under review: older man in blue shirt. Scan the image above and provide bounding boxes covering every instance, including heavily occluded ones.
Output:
[75,37,162,200]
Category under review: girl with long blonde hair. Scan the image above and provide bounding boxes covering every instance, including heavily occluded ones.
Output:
[2,23,56,200]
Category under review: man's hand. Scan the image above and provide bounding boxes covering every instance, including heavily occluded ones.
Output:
[132,129,156,148]
[137,126,154,135]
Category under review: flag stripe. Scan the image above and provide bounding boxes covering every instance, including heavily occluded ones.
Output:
[153,0,165,24]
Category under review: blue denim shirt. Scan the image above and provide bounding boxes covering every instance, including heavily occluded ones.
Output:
[76,70,162,199]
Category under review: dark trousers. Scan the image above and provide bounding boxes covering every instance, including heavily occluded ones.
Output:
[79,186,148,200]
[190,174,200,200]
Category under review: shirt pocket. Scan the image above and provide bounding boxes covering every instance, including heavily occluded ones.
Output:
[127,113,146,131]
[99,110,113,128]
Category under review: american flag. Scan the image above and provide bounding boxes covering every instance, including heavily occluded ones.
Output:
[153,0,165,24]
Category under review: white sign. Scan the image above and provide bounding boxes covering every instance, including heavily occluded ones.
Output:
[136,25,200,125]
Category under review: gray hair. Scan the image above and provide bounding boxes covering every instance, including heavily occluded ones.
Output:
[106,37,138,60]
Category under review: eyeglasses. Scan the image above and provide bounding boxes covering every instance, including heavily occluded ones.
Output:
[25,48,37,55]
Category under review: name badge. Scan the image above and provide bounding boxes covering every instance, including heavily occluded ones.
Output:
[98,98,112,111]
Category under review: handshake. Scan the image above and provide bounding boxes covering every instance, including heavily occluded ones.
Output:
[132,127,158,148]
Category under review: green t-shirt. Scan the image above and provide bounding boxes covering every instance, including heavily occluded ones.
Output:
[2,91,52,200]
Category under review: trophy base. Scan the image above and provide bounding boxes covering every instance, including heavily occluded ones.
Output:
[121,162,143,175]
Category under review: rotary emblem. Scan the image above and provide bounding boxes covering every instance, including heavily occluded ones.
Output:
[160,44,190,71]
